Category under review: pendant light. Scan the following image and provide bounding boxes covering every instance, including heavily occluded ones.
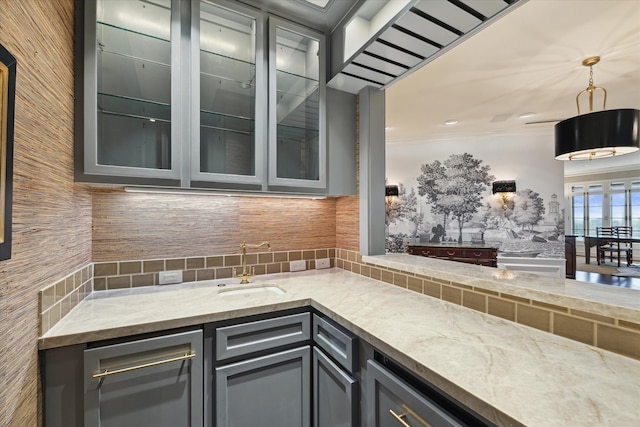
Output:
[554,56,640,161]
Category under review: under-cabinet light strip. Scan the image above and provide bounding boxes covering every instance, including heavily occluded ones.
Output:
[123,186,327,200]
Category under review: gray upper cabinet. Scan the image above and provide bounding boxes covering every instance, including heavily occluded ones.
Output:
[191,0,265,186]
[76,0,351,194]
[268,19,326,189]
[81,0,182,182]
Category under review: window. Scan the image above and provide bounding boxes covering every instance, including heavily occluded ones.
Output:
[610,182,626,228]
[631,181,640,237]
[568,179,640,237]
[570,185,584,235]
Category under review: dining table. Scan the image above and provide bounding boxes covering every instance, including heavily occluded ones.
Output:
[582,234,639,264]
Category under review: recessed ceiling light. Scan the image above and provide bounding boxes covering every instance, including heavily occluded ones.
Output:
[444,119,459,126]
[519,112,535,119]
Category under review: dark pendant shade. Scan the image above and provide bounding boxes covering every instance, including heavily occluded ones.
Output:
[554,109,640,160]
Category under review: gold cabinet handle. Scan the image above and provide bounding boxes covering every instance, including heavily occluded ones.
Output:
[389,409,411,427]
[92,352,196,379]
[390,408,434,427]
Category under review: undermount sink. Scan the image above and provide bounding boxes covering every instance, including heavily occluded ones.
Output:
[216,284,286,298]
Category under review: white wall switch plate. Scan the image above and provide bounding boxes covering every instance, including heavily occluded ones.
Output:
[316,258,330,269]
[159,270,183,285]
[290,260,306,272]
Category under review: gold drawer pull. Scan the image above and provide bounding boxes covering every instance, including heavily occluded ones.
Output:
[389,409,411,427]
[92,352,196,379]
[390,407,434,427]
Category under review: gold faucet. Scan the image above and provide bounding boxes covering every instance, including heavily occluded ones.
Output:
[234,241,271,284]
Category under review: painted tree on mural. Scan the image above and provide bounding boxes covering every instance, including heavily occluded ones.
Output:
[512,188,545,231]
[386,183,423,235]
[417,153,494,243]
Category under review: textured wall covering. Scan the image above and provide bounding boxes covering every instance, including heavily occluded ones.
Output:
[0,1,93,426]
[0,1,355,424]
[92,190,337,261]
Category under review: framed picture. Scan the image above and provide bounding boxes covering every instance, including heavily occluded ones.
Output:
[0,44,16,261]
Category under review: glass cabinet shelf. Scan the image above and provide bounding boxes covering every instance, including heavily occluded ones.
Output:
[97,22,171,66]
[276,124,319,142]
[200,110,254,135]
[200,49,255,87]
[276,69,319,98]
[98,93,170,122]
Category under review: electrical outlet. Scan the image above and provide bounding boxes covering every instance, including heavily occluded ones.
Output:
[159,270,183,285]
[290,260,306,272]
[316,258,330,269]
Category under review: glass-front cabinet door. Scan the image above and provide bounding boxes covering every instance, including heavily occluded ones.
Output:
[192,0,265,186]
[83,0,181,181]
[79,0,331,191]
[269,19,326,189]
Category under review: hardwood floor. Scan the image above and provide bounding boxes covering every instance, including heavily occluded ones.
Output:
[575,269,640,289]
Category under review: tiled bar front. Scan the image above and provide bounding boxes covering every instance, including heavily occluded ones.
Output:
[335,249,640,361]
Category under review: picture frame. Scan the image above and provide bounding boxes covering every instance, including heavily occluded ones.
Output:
[0,44,16,261]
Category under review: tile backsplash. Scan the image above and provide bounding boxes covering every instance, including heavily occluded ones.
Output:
[92,248,335,291]
[39,248,640,361]
[39,264,93,335]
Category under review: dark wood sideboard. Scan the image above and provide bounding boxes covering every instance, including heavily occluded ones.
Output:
[565,235,576,279]
[407,244,498,267]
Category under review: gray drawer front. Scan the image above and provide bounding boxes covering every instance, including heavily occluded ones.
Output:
[84,329,203,427]
[367,359,464,427]
[313,314,358,374]
[216,312,311,361]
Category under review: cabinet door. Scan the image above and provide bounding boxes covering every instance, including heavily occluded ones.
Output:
[216,346,311,427]
[268,18,326,189]
[84,329,203,427]
[82,0,182,181]
[192,0,265,186]
[367,360,464,427]
[216,312,311,361]
[313,347,358,427]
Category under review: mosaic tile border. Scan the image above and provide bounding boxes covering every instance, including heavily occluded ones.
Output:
[39,264,93,335]
[92,248,336,291]
[335,248,640,361]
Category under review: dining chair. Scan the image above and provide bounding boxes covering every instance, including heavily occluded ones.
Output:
[598,226,633,266]
[614,226,633,266]
[596,227,615,265]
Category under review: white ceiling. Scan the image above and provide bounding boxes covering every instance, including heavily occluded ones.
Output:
[385,0,640,175]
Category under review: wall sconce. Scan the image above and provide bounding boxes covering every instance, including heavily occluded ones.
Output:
[492,180,516,194]
[492,180,516,211]
[385,185,399,198]
[385,185,399,223]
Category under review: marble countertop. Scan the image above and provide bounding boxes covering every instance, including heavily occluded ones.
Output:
[39,268,640,426]
[364,253,640,322]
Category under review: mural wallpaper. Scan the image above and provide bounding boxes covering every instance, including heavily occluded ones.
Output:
[385,133,565,259]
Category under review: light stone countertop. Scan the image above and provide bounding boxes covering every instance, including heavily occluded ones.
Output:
[39,268,640,427]
[364,253,640,322]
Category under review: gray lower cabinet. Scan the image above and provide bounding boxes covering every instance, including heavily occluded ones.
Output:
[83,329,203,427]
[215,346,311,427]
[313,347,358,427]
[367,359,465,427]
